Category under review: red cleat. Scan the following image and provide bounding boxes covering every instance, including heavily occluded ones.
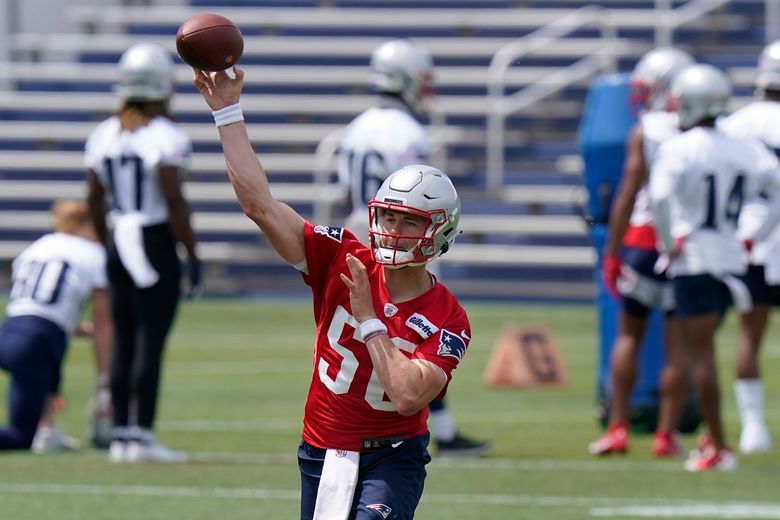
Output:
[653,430,682,458]
[588,423,629,455]
[688,433,715,459]
[684,446,737,472]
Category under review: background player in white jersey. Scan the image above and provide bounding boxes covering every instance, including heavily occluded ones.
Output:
[717,39,780,454]
[337,38,489,458]
[650,64,780,471]
[0,200,111,451]
[589,47,693,458]
[339,38,432,244]
[194,63,471,519]
[86,43,200,463]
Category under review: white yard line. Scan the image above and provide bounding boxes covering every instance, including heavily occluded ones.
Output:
[590,504,780,518]
[1,482,779,518]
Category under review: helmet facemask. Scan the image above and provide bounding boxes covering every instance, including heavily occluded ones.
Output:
[368,164,461,269]
[368,202,450,268]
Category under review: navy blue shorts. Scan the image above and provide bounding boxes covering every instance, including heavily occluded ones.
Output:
[673,274,732,318]
[298,432,431,520]
[742,264,780,307]
[0,315,66,450]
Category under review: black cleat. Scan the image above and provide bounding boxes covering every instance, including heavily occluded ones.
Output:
[436,433,492,457]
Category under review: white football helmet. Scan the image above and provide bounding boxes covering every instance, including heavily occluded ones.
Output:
[756,39,780,92]
[370,39,434,113]
[669,64,731,128]
[114,43,174,102]
[368,164,460,268]
[630,47,694,112]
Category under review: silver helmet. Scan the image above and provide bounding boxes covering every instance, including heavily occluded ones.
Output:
[114,43,174,102]
[756,39,780,92]
[368,164,460,268]
[630,47,694,112]
[370,39,434,112]
[669,64,731,128]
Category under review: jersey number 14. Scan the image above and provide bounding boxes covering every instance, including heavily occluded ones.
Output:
[703,174,744,229]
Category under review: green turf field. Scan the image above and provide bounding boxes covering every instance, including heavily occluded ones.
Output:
[1,298,778,519]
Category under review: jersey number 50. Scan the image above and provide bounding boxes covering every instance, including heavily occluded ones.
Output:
[317,305,397,412]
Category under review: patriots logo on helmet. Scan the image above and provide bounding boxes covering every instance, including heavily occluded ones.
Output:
[314,225,343,243]
[437,329,467,360]
[365,504,392,519]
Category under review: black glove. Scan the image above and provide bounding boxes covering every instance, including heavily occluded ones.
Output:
[186,258,203,299]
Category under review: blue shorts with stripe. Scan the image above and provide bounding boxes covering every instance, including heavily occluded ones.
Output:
[618,247,674,317]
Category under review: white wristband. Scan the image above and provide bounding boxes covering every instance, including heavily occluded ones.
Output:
[212,103,244,127]
[359,318,387,342]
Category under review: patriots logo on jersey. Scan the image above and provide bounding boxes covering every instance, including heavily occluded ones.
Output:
[313,225,343,243]
[437,329,467,360]
[365,504,392,519]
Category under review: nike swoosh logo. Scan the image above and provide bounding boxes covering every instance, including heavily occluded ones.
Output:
[391,441,404,448]
[461,330,471,340]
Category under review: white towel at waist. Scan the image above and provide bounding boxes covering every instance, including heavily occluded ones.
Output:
[113,213,159,288]
[312,448,360,520]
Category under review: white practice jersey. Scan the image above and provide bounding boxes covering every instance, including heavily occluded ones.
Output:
[338,99,430,241]
[85,115,192,226]
[719,101,780,278]
[650,126,780,276]
[7,233,107,335]
[629,111,680,228]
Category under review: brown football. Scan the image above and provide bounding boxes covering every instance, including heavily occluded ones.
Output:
[175,13,243,72]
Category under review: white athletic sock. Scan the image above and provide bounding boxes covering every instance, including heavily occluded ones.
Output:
[128,426,154,443]
[112,426,132,441]
[429,408,457,442]
[734,379,766,427]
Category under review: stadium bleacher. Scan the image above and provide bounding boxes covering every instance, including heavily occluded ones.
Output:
[0,1,769,300]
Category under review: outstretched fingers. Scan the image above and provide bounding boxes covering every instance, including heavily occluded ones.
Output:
[339,272,355,290]
[346,254,369,284]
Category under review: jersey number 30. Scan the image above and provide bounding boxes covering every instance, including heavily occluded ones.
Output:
[11,259,71,305]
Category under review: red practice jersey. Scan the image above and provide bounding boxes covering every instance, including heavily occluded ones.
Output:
[300,222,471,451]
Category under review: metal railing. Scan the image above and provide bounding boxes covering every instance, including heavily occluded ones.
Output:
[484,0,743,192]
[653,0,733,47]
[485,5,617,192]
